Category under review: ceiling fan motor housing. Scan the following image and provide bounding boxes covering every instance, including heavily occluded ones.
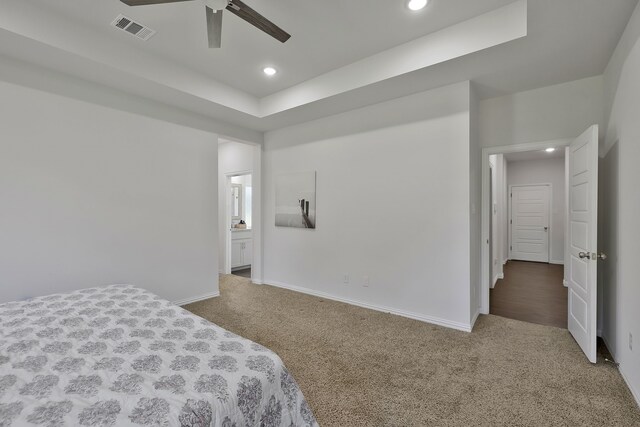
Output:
[202,0,229,11]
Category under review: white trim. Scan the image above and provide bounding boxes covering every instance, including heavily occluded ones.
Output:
[470,310,481,330]
[618,366,640,408]
[491,273,501,288]
[550,260,565,265]
[563,279,568,287]
[481,138,572,314]
[173,291,220,306]
[264,279,473,332]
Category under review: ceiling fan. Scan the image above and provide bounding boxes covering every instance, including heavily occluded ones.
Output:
[120,0,291,48]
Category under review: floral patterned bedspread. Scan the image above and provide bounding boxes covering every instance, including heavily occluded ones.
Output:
[0,285,318,426]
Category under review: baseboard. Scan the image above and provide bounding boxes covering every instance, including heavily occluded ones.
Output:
[619,364,640,409]
[264,279,473,333]
[550,260,565,265]
[600,335,640,408]
[490,272,503,289]
[563,279,568,287]
[173,291,220,306]
[470,309,480,331]
[491,273,500,288]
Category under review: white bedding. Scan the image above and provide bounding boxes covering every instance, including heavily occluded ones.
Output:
[0,285,318,426]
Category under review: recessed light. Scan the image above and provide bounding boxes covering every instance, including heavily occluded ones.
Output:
[545,148,556,153]
[407,0,428,11]
[263,67,277,76]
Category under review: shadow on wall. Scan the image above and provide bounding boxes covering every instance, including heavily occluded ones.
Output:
[599,140,619,350]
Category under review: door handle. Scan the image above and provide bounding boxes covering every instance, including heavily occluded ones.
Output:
[578,251,607,260]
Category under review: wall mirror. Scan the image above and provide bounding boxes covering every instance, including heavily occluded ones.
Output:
[231,183,243,220]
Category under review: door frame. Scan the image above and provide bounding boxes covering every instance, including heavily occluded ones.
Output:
[219,141,262,284]
[480,139,571,315]
[223,170,252,276]
[508,183,552,263]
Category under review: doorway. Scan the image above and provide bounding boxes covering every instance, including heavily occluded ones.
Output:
[481,126,601,363]
[218,139,262,284]
[229,173,253,279]
[488,149,567,329]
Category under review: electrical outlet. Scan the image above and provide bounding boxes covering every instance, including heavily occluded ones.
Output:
[363,276,369,287]
[630,333,633,351]
[343,274,349,284]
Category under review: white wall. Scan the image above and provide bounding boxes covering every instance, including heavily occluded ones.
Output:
[0,81,219,304]
[479,76,604,148]
[600,1,640,405]
[507,156,566,264]
[262,82,474,330]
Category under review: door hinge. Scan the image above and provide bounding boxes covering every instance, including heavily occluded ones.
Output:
[510,245,512,251]
[510,219,512,224]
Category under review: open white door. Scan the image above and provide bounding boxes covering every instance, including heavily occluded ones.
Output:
[567,125,599,363]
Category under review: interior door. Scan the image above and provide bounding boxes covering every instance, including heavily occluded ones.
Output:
[510,185,550,262]
[567,125,599,363]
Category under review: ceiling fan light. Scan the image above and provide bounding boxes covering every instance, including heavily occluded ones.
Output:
[263,67,277,76]
[407,0,428,11]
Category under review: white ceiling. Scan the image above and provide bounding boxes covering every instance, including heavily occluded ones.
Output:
[34,0,518,98]
[0,0,637,135]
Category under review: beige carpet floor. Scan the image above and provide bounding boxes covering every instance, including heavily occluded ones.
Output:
[184,275,640,426]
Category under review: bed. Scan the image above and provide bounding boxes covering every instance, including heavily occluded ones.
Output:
[0,285,318,426]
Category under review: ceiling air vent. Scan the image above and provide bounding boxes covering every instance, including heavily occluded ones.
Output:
[111,14,156,41]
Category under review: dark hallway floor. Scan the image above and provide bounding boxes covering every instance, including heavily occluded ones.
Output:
[490,261,567,328]
[231,267,251,279]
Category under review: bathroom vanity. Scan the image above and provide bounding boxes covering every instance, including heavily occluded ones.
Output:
[231,228,252,270]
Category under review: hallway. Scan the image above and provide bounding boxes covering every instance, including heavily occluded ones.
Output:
[490,261,567,328]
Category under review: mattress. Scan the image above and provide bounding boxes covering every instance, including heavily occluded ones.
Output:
[0,285,318,426]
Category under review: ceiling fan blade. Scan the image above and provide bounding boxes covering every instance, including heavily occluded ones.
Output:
[120,0,193,6]
[226,0,291,43]
[206,7,223,48]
